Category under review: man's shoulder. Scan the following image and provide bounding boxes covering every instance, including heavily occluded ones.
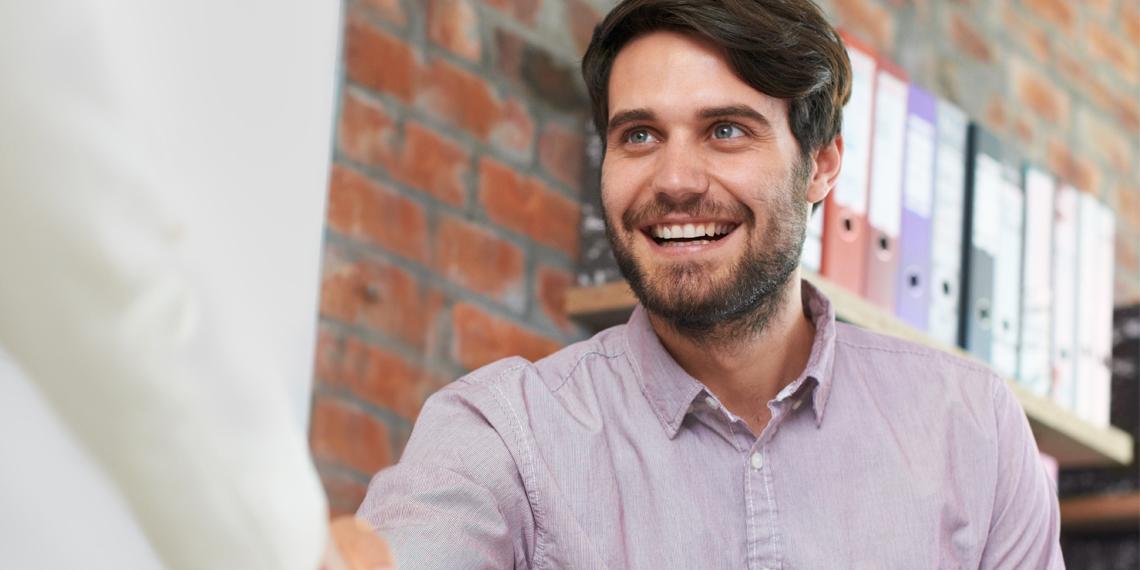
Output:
[832,321,1001,388]
[441,322,632,399]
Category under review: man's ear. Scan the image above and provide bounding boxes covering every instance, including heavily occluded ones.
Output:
[806,135,843,206]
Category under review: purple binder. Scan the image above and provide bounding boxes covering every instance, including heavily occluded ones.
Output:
[894,86,937,330]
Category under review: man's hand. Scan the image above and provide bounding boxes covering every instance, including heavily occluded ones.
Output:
[322,516,395,570]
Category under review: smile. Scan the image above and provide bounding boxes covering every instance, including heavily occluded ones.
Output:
[643,221,740,247]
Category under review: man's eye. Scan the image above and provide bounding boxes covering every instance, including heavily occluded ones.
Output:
[712,123,746,140]
[625,129,657,144]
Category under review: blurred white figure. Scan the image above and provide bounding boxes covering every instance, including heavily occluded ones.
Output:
[0,1,341,568]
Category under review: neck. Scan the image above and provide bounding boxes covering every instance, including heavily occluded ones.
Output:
[648,271,816,430]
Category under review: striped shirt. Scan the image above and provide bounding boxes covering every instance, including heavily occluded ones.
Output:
[359,279,1063,569]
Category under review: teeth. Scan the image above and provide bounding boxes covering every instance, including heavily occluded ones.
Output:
[650,222,736,240]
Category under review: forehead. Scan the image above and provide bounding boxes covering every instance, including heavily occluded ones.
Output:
[607,31,787,123]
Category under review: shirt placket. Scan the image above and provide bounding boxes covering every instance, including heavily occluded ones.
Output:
[745,402,786,570]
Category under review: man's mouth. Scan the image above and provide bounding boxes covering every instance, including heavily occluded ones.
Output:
[642,222,740,246]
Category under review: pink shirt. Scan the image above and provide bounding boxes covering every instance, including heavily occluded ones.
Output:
[359,280,1063,569]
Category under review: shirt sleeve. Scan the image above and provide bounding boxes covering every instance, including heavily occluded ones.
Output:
[979,377,1065,569]
[357,374,534,569]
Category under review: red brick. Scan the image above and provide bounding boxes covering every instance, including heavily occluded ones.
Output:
[1116,278,1140,307]
[1086,83,1140,134]
[834,0,896,52]
[1085,22,1139,85]
[478,158,580,257]
[1053,48,1089,85]
[948,13,994,63]
[1115,233,1138,285]
[1078,109,1131,174]
[983,96,1008,133]
[491,98,536,159]
[310,396,392,474]
[318,469,368,518]
[345,17,418,102]
[360,0,407,26]
[336,96,469,206]
[539,123,585,193]
[315,327,445,421]
[1045,139,1100,193]
[392,122,469,206]
[1052,51,1137,131]
[1003,6,1051,61]
[451,303,561,370]
[495,30,525,80]
[319,250,433,349]
[1012,113,1036,146]
[326,165,429,261]
[1118,184,1140,231]
[1023,0,1076,35]
[427,0,481,61]
[434,216,526,307]
[418,59,501,140]
[567,0,602,55]
[537,265,574,332]
[1123,2,1140,46]
[338,91,399,168]
[529,49,587,111]
[1010,58,1070,128]
[484,0,541,25]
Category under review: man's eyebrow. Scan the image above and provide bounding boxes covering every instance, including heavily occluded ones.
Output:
[607,108,656,136]
[698,105,771,127]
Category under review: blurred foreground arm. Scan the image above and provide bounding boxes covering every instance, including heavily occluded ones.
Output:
[0,1,341,567]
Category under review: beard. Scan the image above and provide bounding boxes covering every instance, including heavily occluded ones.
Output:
[604,159,811,346]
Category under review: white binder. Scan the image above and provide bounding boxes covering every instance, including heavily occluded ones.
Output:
[927,101,968,348]
[991,164,1024,379]
[1083,199,1116,427]
[1018,166,1055,396]
[1075,192,1114,427]
[1051,185,1079,413]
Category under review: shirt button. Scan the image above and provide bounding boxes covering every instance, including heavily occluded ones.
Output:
[750,452,764,470]
[792,398,803,411]
[704,396,718,409]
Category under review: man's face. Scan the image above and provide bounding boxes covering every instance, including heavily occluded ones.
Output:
[601,31,813,335]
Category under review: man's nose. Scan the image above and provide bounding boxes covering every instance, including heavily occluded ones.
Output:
[650,137,709,200]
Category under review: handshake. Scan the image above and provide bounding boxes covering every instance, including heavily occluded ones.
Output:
[322,517,395,570]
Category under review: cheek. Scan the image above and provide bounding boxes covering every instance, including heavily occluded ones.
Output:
[600,160,640,221]
[708,153,783,205]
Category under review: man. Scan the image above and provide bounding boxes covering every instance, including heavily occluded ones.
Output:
[359,0,1063,568]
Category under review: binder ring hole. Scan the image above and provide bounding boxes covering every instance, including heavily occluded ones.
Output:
[878,236,889,251]
[977,299,992,329]
[908,273,920,289]
[942,280,951,296]
[843,217,853,232]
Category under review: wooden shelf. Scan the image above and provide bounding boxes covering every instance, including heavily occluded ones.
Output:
[565,271,1135,468]
[1060,491,1140,531]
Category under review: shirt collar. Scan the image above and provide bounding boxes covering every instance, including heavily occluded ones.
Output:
[624,278,838,437]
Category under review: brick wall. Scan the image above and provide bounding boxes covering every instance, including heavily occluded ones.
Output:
[310,0,1140,516]
[310,0,599,516]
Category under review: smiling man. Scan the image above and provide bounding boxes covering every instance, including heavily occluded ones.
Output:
[358,1,1063,568]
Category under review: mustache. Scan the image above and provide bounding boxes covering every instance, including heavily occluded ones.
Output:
[620,193,755,231]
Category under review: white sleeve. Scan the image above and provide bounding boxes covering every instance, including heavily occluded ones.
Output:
[0,1,341,568]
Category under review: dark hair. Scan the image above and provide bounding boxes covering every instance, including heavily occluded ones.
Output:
[581,0,851,157]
